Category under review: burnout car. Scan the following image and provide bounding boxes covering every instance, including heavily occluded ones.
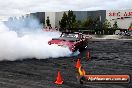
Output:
[48,32,91,52]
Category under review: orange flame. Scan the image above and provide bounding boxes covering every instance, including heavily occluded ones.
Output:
[78,66,86,76]
[129,27,132,31]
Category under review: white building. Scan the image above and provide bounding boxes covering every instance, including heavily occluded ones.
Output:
[106,10,132,29]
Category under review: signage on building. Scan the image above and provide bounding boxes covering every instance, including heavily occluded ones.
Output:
[109,11,132,17]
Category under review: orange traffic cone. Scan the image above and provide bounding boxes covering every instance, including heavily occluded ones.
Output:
[75,59,81,68]
[55,71,63,84]
[86,51,90,60]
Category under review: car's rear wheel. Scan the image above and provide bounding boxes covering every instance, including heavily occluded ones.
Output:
[79,44,88,52]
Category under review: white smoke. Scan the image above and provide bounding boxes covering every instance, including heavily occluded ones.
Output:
[0,18,72,61]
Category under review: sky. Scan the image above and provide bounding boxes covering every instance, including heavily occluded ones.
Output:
[0,0,132,21]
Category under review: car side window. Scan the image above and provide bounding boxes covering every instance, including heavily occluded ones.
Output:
[78,34,83,39]
[74,34,79,38]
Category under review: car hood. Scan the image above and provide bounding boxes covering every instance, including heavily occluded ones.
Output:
[48,37,77,47]
[52,37,79,42]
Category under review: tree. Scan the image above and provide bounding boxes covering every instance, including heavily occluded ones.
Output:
[110,21,119,34]
[103,19,111,29]
[102,19,111,34]
[73,20,81,28]
[113,21,119,29]
[59,10,76,30]
[46,16,50,26]
[67,10,76,28]
[81,17,94,27]
[59,12,67,29]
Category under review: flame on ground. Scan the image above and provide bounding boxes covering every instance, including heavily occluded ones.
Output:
[78,66,86,76]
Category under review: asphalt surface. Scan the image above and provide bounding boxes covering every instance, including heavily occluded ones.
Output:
[0,39,132,88]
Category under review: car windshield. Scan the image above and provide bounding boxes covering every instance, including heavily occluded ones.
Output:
[61,33,79,38]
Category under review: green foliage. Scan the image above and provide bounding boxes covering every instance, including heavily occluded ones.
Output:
[102,19,112,35]
[46,16,50,26]
[81,17,94,27]
[67,10,76,28]
[73,20,81,28]
[59,12,67,29]
[59,10,76,29]
[103,19,111,29]
[113,21,119,29]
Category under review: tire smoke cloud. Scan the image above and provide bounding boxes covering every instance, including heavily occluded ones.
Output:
[0,17,71,61]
